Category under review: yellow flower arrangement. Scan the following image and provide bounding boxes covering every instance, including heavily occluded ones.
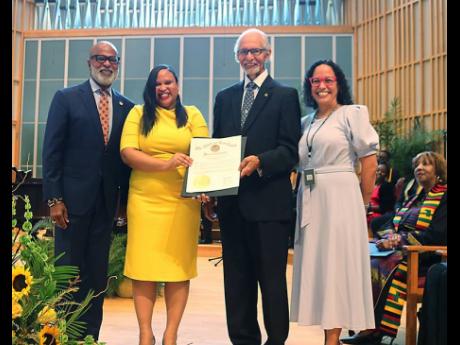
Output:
[12,265,33,300]
[39,325,60,345]
[12,192,105,345]
[12,299,23,319]
[37,306,57,324]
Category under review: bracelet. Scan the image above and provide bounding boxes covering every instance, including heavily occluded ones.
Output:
[47,197,63,208]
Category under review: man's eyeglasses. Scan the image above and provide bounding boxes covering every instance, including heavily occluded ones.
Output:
[308,76,337,87]
[237,48,267,57]
[90,55,120,65]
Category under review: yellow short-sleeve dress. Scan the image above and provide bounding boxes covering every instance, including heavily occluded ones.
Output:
[120,104,209,281]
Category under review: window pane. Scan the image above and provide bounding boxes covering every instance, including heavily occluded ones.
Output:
[184,37,210,78]
[68,39,93,79]
[20,123,35,167]
[182,79,210,123]
[22,81,36,123]
[274,37,301,78]
[154,38,180,74]
[125,38,151,78]
[124,79,145,105]
[39,80,64,122]
[305,36,333,70]
[24,40,38,80]
[41,40,65,79]
[213,37,239,78]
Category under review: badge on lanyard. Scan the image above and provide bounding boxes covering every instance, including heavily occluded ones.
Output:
[303,168,315,186]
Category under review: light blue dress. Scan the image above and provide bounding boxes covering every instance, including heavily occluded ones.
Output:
[290,105,378,331]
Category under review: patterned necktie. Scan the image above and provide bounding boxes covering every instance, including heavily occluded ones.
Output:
[241,81,257,128]
[98,89,109,145]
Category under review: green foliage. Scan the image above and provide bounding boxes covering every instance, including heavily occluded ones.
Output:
[106,232,165,298]
[106,233,128,297]
[374,97,443,179]
[12,193,105,345]
[373,97,400,151]
[390,122,443,178]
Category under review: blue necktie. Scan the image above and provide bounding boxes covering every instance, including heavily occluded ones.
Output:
[241,82,257,128]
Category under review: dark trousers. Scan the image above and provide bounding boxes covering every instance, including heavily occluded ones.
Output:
[200,208,213,243]
[54,188,113,340]
[219,203,290,345]
[417,263,447,345]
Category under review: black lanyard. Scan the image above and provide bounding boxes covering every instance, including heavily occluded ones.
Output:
[305,112,331,157]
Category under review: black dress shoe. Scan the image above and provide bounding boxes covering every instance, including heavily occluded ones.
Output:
[340,330,383,344]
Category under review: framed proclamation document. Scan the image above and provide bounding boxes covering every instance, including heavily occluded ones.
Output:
[181,135,246,197]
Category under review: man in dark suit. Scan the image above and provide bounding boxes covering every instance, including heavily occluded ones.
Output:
[208,28,301,345]
[42,41,134,340]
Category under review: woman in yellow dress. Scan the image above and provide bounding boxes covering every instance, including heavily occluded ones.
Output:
[120,64,209,345]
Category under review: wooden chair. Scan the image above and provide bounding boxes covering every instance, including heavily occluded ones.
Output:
[404,245,448,345]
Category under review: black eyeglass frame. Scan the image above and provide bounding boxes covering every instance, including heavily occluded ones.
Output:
[90,54,121,64]
[236,48,268,56]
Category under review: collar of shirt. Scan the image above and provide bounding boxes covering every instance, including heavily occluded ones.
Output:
[244,69,268,89]
[89,77,113,97]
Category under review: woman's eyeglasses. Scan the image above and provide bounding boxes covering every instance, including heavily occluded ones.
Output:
[308,76,337,87]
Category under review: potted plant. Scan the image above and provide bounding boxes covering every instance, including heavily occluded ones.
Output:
[374,97,443,179]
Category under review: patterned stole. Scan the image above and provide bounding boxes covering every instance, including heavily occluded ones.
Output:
[393,183,446,232]
[415,184,447,230]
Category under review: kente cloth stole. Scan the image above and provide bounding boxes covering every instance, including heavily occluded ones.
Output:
[379,262,408,337]
[415,184,447,230]
[393,184,446,232]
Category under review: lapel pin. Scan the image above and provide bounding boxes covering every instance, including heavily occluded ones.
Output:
[119,101,124,106]
[264,93,268,97]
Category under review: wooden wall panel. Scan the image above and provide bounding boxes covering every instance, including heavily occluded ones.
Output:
[12,0,34,167]
[345,0,447,143]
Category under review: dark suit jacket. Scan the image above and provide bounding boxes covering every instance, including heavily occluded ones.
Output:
[213,76,301,221]
[42,80,135,218]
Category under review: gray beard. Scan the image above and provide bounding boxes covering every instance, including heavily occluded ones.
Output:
[90,68,117,87]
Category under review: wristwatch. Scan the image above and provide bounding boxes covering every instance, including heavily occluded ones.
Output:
[47,197,63,208]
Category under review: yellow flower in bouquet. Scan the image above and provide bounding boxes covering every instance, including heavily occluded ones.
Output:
[12,265,33,300]
[37,306,57,324]
[12,299,23,319]
[39,324,60,345]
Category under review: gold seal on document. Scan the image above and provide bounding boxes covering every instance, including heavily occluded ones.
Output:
[193,175,211,188]
[210,144,220,152]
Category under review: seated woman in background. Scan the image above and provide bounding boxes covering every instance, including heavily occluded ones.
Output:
[367,162,396,230]
[370,174,424,236]
[341,151,447,345]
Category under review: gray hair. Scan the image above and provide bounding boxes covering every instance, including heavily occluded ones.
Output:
[89,40,119,58]
[233,28,271,61]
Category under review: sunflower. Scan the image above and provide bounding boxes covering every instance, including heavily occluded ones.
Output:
[12,299,23,319]
[39,325,60,345]
[12,266,33,300]
[37,306,57,324]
